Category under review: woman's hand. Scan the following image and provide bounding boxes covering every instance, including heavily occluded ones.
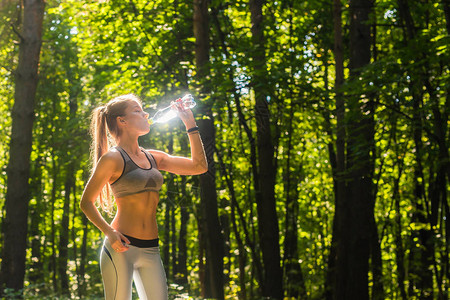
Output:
[172,101,196,128]
[106,229,131,252]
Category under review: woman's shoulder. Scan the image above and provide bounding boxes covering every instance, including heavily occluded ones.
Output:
[143,149,168,168]
[97,147,123,168]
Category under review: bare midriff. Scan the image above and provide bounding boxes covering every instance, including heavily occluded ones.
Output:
[110,190,160,240]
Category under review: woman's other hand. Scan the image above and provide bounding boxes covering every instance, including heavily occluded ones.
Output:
[107,229,131,252]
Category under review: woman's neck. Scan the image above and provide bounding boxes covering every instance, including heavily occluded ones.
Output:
[117,136,141,156]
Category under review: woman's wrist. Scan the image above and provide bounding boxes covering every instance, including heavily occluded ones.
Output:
[104,226,116,236]
[187,126,199,134]
[184,121,197,130]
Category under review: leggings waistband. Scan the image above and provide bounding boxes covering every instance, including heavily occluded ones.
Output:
[123,234,159,248]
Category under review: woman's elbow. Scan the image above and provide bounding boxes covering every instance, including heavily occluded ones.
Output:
[79,197,92,213]
[79,200,87,213]
[195,162,208,174]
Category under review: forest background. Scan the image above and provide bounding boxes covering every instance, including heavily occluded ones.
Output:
[0,0,448,299]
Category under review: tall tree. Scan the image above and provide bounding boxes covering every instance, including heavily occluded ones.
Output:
[396,0,449,297]
[333,0,375,299]
[193,0,224,299]
[209,2,265,291]
[249,0,283,298]
[326,0,345,299]
[0,0,45,293]
[282,101,306,299]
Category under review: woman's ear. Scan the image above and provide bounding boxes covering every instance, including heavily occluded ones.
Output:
[117,116,126,125]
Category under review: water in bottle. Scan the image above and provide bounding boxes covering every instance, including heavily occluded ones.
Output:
[148,94,196,125]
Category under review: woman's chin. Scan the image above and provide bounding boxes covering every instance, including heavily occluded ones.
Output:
[141,127,151,135]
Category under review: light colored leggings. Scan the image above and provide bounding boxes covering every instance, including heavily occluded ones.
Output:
[100,238,168,300]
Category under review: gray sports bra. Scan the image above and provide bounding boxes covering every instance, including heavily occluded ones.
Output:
[110,146,164,197]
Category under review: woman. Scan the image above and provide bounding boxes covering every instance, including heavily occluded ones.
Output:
[80,94,207,300]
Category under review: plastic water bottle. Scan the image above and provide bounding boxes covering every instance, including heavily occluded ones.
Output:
[148,94,196,125]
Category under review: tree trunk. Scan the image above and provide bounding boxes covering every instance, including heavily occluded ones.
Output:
[175,134,191,288]
[326,1,345,299]
[175,193,190,287]
[78,214,89,297]
[59,72,79,294]
[163,184,171,279]
[58,167,73,293]
[248,0,283,298]
[369,13,384,300]
[210,5,264,289]
[171,199,177,282]
[50,158,58,292]
[197,119,224,299]
[391,131,408,300]
[71,181,81,298]
[283,102,306,299]
[0,0,45,293]
[216,147,248,299]
[193,0,224,298]
[220,199,231,287]
[370,216,384,300]
[197,211,206,298]
[283,4,306,296]
[443,0,450,34]
[408,89,434,299]
[163,136,175,280]
[396,1,446,297]
[28,156,43,285]
[334,0,374,299]
[28,174,42,287]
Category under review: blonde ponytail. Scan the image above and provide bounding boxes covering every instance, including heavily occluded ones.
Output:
[91,106,109,167]
[90,105,114,214]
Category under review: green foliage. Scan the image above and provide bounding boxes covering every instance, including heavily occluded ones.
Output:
[0,0,448,298]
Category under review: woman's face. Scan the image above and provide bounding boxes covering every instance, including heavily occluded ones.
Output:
[121,100,150,135]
